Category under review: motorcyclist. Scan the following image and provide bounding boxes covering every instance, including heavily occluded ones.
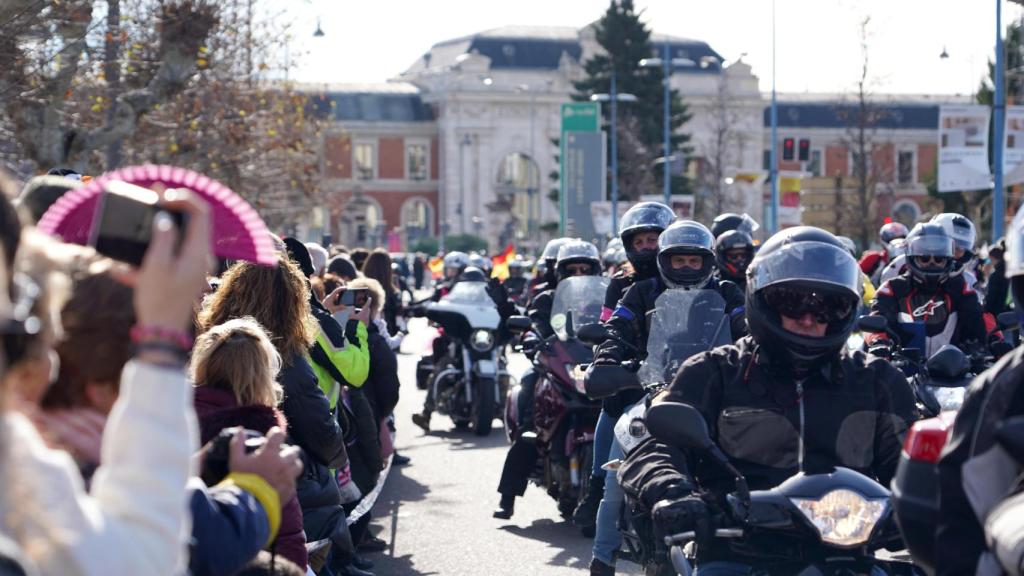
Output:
[469,252,493,278]
[859,221,908,279]
[431,251,470,302]
[527,238,572,303]
[617,226,916,574]
[504,258,530,304]
[713,229,755,291]
[412,266,517,432]
[574,202,675,536]
[709,212,759,240]
[603,238,625,274]
[932,212,979,279]
[493,240,602,519]
[935,209,1024,576]
[867,223,990,359]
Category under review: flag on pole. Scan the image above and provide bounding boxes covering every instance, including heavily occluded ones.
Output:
[428,256,444,279]
[490,244,516,280]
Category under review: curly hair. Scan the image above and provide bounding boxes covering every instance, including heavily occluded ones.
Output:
[198,258,317,359]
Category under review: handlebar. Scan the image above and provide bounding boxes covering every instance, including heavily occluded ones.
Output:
[664,528,744,546]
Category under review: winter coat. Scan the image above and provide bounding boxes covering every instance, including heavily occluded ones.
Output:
[344,387,383,495]
[193,386,308,569]
[279,352,347,470]
[364,322,400,421]
[0,361,194,576]
[187,478,270,576]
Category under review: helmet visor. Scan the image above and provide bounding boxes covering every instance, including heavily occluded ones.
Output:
[907,234,953,258]
[1007,209,1024,278]
[619,203,675,235]
[749,241,861,297]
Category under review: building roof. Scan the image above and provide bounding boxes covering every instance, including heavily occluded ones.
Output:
[407,26,724,74]
[304,83,434,123]
[763,100,965,130]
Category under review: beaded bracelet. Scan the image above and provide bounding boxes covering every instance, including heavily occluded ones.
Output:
[129,324,193,351]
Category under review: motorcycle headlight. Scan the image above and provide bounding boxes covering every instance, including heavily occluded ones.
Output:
[568,364,587,394]
[930,386,966,412]
[470,329,495,352]
[791,489,887,548]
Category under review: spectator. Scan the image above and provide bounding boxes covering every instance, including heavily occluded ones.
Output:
[15,176,80,224]
[361,249,401,337]
[350,248,370,272]
[413,254,425,290]
[191,317,309,569]
[306,242,329,277]
[328,256,359,283]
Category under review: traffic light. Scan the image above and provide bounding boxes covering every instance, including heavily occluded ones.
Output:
[798,139,810,162]
[782,138,795,161]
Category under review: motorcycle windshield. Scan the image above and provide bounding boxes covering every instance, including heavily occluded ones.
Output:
[550,276,610,341]
[638,289,732,385]
[443,281,491,304]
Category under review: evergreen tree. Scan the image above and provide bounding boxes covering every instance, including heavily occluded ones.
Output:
[571,0,692,201]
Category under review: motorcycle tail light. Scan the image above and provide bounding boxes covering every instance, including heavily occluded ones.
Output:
[791,489,887,548]
[902,411,956,464]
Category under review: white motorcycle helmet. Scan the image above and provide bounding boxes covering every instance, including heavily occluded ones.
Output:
[931,213,977,273]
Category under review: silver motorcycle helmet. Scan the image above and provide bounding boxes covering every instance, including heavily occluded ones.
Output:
[656,220,716,289]
[555,240,601,280]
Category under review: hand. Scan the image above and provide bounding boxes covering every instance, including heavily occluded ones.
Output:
[867,344,892,360]
[228,427,303,504]
[486,277,509,307]
[324,287,346,314]
[652,495,713,546]
[133,188,213,333]
[27,407,107,465]
[352,305,371,326]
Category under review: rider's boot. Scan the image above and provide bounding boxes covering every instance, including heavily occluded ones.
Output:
[589,557,615,576]
[573,474,606,528]
[492,493,515,519]
[411,410,431,432]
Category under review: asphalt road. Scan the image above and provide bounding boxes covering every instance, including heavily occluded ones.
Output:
[365,318,644,576]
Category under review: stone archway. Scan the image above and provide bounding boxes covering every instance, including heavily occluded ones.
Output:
[494,152,541,250]
[338,190,385,249]
[400,197,433,251]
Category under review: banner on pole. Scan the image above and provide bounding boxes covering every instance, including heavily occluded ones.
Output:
[938,105,992,192]
[1004,106,1024,186]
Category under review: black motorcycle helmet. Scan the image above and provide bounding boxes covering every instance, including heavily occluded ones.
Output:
[555,240,601,280]
[714,229,755,283]
[710,212,759,239]
[745,226,862,368]
[656,221,716,289]
[619,202,675,279]
[458,266,488,283]
[905,223,954,290]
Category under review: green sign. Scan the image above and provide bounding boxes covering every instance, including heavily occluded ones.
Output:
[560,102,601,233]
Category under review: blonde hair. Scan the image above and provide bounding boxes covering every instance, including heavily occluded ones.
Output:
[346,277,384,318]
[191,317,283,407]
[198,258,317,359]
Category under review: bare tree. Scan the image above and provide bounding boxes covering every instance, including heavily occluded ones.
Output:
[695,74,743,222]
[836,17,890,248]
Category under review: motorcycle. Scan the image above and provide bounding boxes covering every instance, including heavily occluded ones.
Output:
[505,275,608,526]
[984,415,1024,576]
[583,289,733,574]
[646,401,921,576]
[425,280,507,436]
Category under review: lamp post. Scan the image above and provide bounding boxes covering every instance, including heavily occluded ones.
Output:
[994,0,1006,241]
[591,70,638,235]
[769,0,779,235]
[518,82,552,247]
[458,133,472,235]
[640,44,695,206]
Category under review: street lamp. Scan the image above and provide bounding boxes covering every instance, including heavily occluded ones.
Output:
[640,45,696,206]
[313,17,325,37]
[591,70,637,235]
[517,81,552,247]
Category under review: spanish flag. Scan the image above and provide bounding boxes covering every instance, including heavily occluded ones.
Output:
[428,256,444,279]
[490,244,516,280]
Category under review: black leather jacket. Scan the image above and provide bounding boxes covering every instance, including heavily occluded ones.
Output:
[936,345,1024,576]
[618,336,915,563]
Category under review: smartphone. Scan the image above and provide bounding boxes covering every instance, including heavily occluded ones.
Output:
[89,180,187,266]
[335,288,369,307]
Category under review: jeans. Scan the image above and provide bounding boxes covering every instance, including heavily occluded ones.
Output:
[592,439,624,565]
[592,410,614,479]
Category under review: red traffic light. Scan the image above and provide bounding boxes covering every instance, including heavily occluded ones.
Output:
[798,138,810,162]
[782,137,795,161]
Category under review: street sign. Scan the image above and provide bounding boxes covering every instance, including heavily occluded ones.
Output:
[563,131,606,243]
[560,102,601,233]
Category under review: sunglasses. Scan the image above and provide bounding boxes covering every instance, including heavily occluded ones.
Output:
[913,255,949,267]
[762,285,855,324]
[725,251,749,263]
[564,264,592,276]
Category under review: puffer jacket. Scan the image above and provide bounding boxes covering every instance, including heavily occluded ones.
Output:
[193,386,307,569]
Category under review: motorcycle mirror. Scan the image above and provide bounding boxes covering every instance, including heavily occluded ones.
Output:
[857,314,888,333]
[584,364,640,399]
[997,311,1019,332]
[925,344,970,380]
[577,323,610,345]
[996,416,1024,466]
[507,315,532,333]
[646,401,713,452]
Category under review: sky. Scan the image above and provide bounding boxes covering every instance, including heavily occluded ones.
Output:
[281,0,1021,97]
